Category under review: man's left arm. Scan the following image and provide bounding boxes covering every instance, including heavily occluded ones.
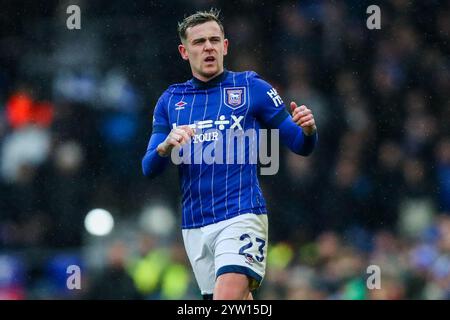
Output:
[279,101,317,156]
[251,74,317,156]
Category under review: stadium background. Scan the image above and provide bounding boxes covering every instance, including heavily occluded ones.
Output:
[1,0,449,299]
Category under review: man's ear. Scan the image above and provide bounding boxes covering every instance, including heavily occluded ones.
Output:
[178,44,189,60]
[223,38,229,56]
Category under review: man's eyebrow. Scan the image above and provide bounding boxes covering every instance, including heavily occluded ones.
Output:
[191,36,221,43]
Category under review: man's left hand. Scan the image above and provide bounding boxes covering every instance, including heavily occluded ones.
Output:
[290,102,317,136]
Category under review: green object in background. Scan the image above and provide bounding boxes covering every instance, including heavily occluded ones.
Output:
[267,242,294,269]
[299,242,319,266]
[130,249,170,295]
[161,264,191,300]
[343,278,367,300]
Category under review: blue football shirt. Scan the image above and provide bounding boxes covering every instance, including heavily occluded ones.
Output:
[145,70,317,229]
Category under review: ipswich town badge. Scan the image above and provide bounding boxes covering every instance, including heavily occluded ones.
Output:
[224,87,246,109]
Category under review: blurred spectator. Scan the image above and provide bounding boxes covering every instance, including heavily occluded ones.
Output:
[398,158,436,239]
[87,241,140,299]
[435,138,450,212]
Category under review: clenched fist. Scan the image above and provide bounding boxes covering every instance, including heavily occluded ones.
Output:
[290,102,317,136]
[157,125,195,157]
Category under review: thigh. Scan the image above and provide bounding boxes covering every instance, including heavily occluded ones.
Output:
[182,228,216,295]
[213,213,268,290]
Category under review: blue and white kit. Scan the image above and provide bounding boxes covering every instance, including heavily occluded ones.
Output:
[142,70,317,293]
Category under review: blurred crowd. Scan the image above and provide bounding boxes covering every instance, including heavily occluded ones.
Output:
[0,0,449,299]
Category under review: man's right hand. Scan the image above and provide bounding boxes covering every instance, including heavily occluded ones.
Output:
[157,125,195,157]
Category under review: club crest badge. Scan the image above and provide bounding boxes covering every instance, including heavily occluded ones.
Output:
[224,87,246,109]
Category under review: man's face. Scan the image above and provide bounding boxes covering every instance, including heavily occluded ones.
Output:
[178,21,228,81]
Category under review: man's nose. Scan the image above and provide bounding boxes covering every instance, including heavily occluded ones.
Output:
[204,40,214,51]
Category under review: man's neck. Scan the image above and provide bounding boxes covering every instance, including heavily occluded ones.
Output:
[191,69,228,88]
[193,69,224,82]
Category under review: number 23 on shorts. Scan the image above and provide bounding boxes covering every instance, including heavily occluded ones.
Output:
[238,233,266,262]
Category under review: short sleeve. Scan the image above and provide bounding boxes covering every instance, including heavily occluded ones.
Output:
[151,91,171,134]
[251,73,290,129]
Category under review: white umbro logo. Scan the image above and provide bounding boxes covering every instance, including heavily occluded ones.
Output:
[175,101,187,110]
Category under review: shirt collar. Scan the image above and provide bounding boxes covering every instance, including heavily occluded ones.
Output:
[191,69,228,88]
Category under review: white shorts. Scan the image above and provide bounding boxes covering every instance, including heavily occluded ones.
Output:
[182,213,268,295]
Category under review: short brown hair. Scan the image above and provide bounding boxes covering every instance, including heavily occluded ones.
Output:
[177,8,224,41]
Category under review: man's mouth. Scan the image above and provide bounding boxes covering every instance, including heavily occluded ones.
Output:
[204,56,216,63]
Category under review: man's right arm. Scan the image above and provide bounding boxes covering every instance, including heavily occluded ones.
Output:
[142,126,195,178]
[142,91,195,178]
[142,92,171,178]
[142,132,170,178]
